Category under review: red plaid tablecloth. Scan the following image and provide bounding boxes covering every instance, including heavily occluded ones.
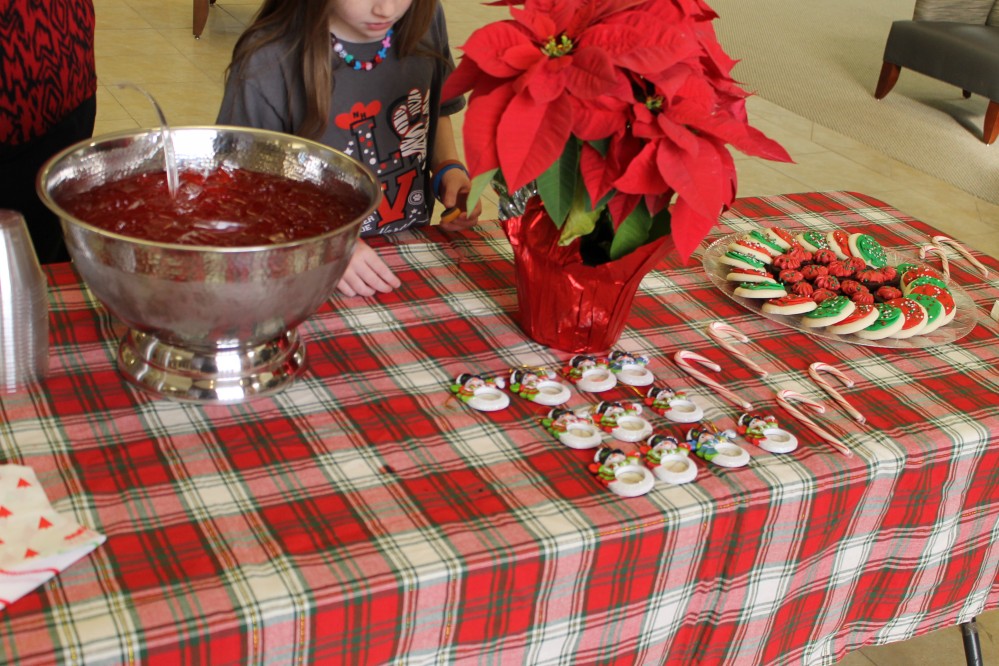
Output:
[2,192,999,665]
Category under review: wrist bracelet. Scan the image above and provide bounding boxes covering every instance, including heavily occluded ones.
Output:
[431,161,468,201]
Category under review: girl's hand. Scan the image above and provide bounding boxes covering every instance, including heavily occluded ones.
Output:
[438,169,482,232]
[336,239,401,298]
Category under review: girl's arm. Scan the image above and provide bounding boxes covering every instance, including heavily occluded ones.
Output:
[433,116,482,231]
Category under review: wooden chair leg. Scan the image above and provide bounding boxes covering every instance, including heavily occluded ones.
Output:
[193,0,210,38]
[875,62,901,99]
[985,100,999,145]
[963,90,972,99]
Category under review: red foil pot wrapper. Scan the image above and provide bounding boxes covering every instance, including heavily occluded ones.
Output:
[503,197,672,353]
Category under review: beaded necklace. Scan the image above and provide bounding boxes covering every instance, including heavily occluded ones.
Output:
[331,29,393,71]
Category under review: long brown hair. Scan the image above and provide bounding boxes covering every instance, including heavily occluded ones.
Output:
[225,0,442,139]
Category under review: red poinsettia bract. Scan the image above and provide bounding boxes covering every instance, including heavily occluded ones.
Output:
[444,0,792,260]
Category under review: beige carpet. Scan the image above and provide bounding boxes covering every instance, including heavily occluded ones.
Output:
[708,0,999,204]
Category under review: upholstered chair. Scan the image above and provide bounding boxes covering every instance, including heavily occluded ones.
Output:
[875,0,999,144]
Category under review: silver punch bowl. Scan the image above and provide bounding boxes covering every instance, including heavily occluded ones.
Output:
[37,126,380,403]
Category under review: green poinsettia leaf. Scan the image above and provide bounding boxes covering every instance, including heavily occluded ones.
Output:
[468,168,498,215]
[536,139,579,228]
[559,179,602,246]
[588,137,610,157]
[648,205,672,242]
[609,199,652,260]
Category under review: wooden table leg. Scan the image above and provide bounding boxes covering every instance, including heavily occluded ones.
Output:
[193,0,210,38]
[984,100,998,145]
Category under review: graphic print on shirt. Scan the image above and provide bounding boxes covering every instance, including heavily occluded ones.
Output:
[335,89,430,234]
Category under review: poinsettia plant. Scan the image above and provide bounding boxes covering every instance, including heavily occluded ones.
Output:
[443,0,793,263]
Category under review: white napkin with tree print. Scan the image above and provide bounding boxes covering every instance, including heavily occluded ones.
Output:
[0,465,105,611]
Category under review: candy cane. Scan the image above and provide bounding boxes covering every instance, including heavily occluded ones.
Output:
[707,321,768,377]
[776,389,852,457]
[918,244,950,279]
[930,235,989,278]
[673,350,753,410]
[807,362,866,424]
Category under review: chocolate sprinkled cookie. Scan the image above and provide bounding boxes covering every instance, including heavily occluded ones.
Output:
[850,291,875,305]
[801,264,828,281]
[827,260,855,278]
[800,295,855,328]
[874,286,902,302]
[812,288,838,303]
[813,249,838,265]
[778,269,804,284]
[813,275,840,291]
[879,266,898,283]
[847,257,868,273]
[855,268,885,289]
[839,280,866,296]
[772,254,803,271]
[791,282,815,297]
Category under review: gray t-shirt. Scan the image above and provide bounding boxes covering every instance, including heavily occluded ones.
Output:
[217,7,464,236]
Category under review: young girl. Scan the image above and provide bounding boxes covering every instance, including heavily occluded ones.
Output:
[217,0,480,297]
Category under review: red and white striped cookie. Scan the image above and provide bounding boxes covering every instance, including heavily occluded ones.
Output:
[854,303,905,340]
[734,282,787,299]
[827,303,879,335]
[746,231,787,256]
[825,229,852,260]
[725,267,778,284]
[907,293,947,335]
[899,265,945,289]
[719,250,768,272]
[885,297,928,339]
[800,295,856,328]
[762,295,818,315]
[727,239,773,264]
[907,283,956,326]
[764,227,796,250]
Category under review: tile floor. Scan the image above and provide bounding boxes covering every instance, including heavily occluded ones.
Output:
[91,1,998,664]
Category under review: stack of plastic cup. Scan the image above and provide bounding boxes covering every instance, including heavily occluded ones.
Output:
[0,210,49,393]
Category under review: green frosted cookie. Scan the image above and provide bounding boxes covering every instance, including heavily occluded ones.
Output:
[801,295,855,328]
[848,233,888,268]
[720,250,767,270]
[907,293,945,334]
[748,230,786,255]
[734,282,787,299]
[903,275,950,295]
[855,302,905,340]
[796,230,829,252]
